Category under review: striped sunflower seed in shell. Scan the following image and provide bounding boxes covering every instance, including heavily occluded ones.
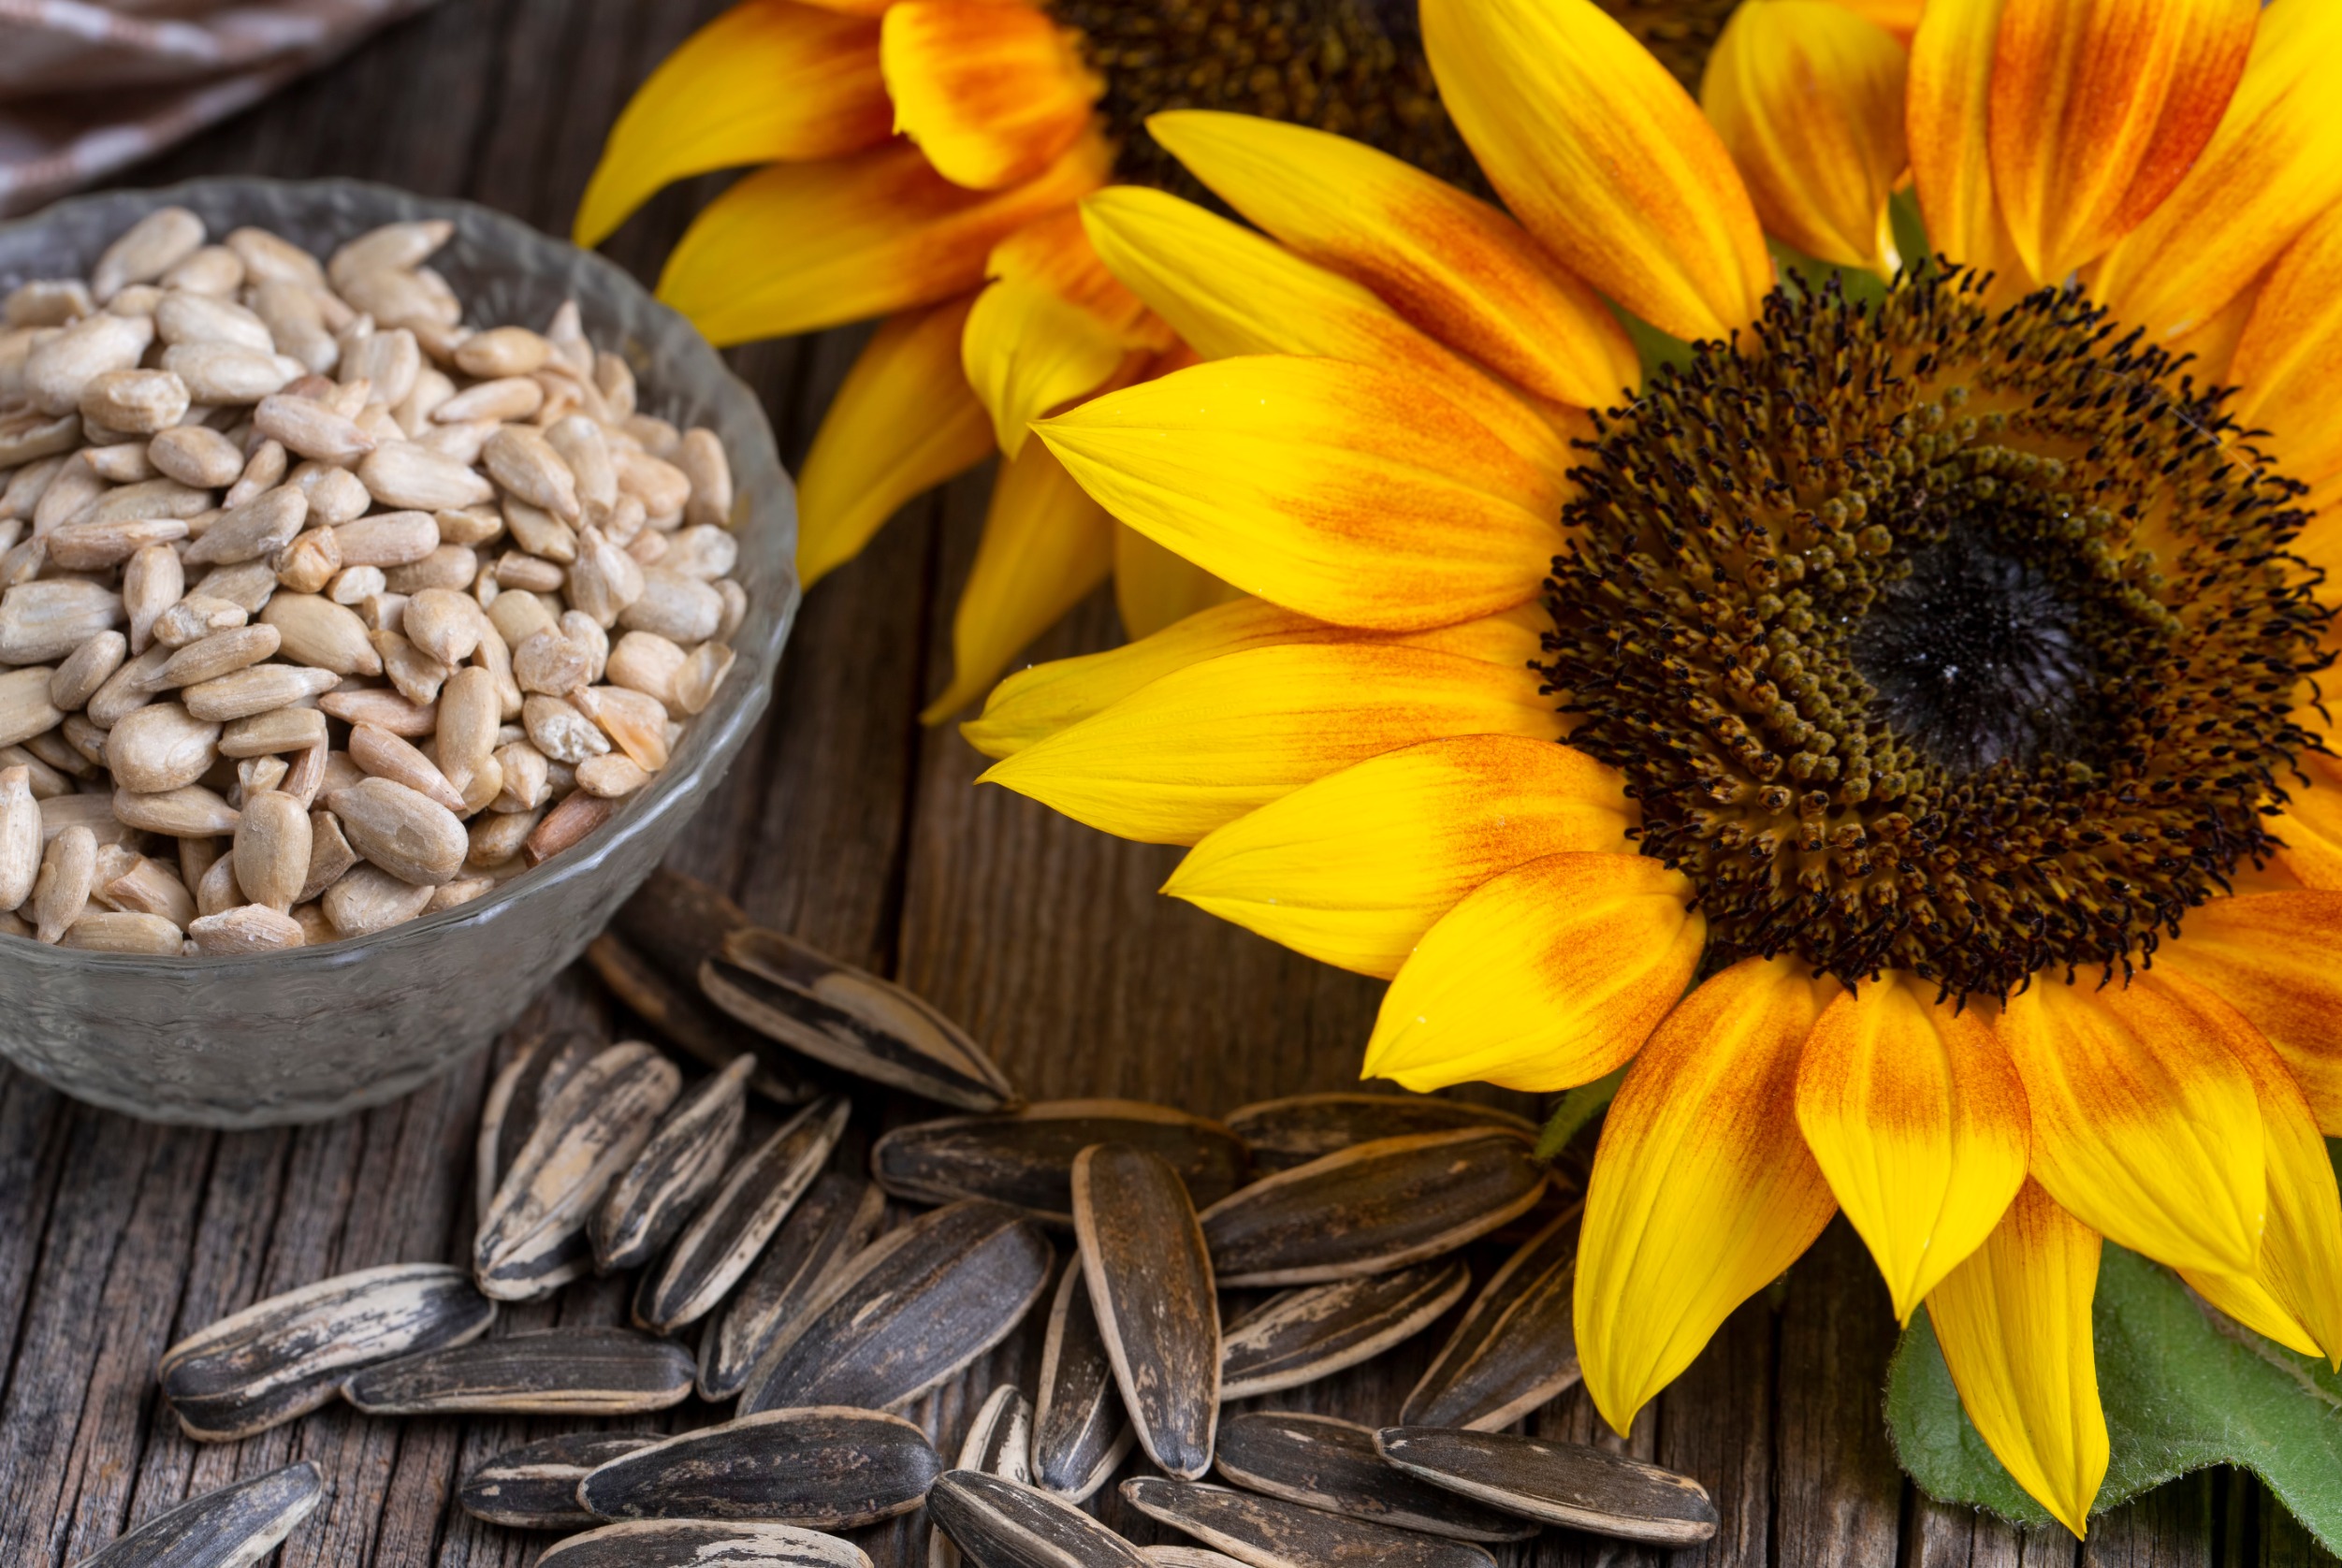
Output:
[592,1052,752,1272]
[577,1405,942,1528]
[458,1431,658,1531]
[1030,1259,1134,1503]
[1119,1477,1495,1568]
[66,1461,322,1568]
[1401,1204,1581,1431]
[1213,1413,1535,1543]
[871,1099,1245,1225]
[535,1520,872,1568]
[1070,1143,1217,1480]
[700,1170,885,1401]
[343,1325,694,1415]
[1218,1260,1469,1402]
[1372,1427,1717,1547]
[1223,1094,1537,1175]
[927,1469,1151,1568]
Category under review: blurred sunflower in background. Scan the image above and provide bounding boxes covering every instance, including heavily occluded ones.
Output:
[970,0,2342,1536]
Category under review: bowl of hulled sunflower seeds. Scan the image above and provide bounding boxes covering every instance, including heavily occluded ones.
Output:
[0,178,798,1125]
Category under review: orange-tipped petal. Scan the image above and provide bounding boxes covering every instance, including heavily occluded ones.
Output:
[1796,977,2031,1325]
[2160,891,2342,1136]
[1924,1179,2108,1539]
[2215,1012,2342,1367]
[879,0,1102,191]
[1142,109,1639,411]
[1167,734,1636,979]
[1113,527,1241,642]
[1363,851,1703,1093]
[1997,972,2264,1278]
[2264,750,2342,893]
[1986,0,2258,284]
[1702,0,1909,275]
[2230,202,2342,502]
[1576,958,1840,1435]
[658,129,1113,344]
[2087,0,2342,341]
[1829,0,1923,41]
[1907,0,2031,290]
[1421,0,1771,342]
[796,294,994,587]
[574,0,891,248]
[978,641,1555,845]
[1035,356,1563,633]
[922,441,1114,724]
[988,207,1159,335]
[960,275,1130,458]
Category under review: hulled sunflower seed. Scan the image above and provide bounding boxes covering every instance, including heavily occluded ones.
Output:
[634,1092,850,1331]
[1219,1260,1471,1402]
[1031,1259,1134,1503]
[538,1521,871,1568]
[474,1039,681,1299]
[67,1460,321,1568]
[1225,1094,1539,1175]
[1198,1131,1548,1287]
[1071,1144,1217,1479]
[1400,1205,1581,1430]
[458,1431,658,1530]
[1372,1428,1717,1547]
[703,923,1014,1111]
[740,1199,1053,1416]
[872,1101,1246,1226]
[604,871,823,1099]
[1213,1414,1535,1544]
[158,1261,495,1441]
[343,1326,694,1415]
[700,1171,885,1401]
[927,1470,1150,1568]
[578,1406,942,1527]
[1118,1478,1496,1568]
[592,1052,752,1272]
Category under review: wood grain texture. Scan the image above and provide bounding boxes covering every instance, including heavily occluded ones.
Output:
[0,1,2326,1565]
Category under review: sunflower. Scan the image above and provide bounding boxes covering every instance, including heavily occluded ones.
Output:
[967,0,2342,1536]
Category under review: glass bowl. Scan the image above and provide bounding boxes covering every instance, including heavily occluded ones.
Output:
[0,178,800,1125]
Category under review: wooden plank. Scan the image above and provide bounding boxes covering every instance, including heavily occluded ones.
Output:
[1775,1222,1906,1567]
[1907,1495,2079,1568]
[2084,1472,2218,1568]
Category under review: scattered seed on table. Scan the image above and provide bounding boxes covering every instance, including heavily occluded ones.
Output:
[1071,1143,1218,1479]
[343,1326,694,1415]
[1223,1094,1538,1175]
[578,1406,942,1527]
[473,1029,597,1224]
[1401,1204,1583,1431]
[700,1171,886,1401]
[66,1460,322,1568]
[927,1469,1152,1568]
[592,1052,752,1272]
[1373,1428,1718,1547]
[871,1100,1246,1225]
[1119,1477,1496,1568]
[534,1520,873,1568]
[1031,1259,1135,1503]
[1219,1260,1469,1402]
[458,1431,659,1531]
[1213,1413,1535,1543]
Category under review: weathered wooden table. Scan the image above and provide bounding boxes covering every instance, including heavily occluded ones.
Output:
[0,4,2320,1564]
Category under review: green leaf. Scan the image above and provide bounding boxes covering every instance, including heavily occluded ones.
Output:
[1887,1244,2342,1548]
[1535,1065,1626,1160]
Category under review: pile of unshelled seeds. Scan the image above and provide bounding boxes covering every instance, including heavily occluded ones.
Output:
[0,207,746,956]
[79,870,1719,1568]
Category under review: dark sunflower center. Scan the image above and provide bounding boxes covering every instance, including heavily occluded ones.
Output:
[1045,0,1482,197]
[1540,268,2331,998]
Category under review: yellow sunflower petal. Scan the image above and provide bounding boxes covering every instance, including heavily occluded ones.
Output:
[1363,851,1702,1094]
[1795,977,2031,1325]
[2160,891,2342,1136]
[2087,0,2342,341]
[2178,1267,2323,1359]
[658,129,1113,345]
[879,0,1101,192]
[1997,972,2264,1277]
[1829,0,1923,41]
[1986,0,2259,285]
[796,294,994,587]
[978,641,1554,845]
[1142,109,1639,412]
[960,275,1130,458]
[1702,0,1909,275]
[573,0,891,248]
[1166,735,1635,979]
[1035,356,1563,633]
[1113,527,1241,642]
[1078,186,1568,479]
[1924,1179,2108,1539]
[1576,958,1840,1436]
[921,442,1113,725]
[1907,0,2031,290]
[2230,202,2342,501]
[988,207,1159,336]
[1420,0,1770,342]
[2217,1012,2342,1367]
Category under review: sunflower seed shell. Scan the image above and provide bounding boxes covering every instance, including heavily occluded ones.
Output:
[1401,1204,1582,1430]
[536,1520,872,1568]
[927,1470,1151,1568]
[1141,1550,1251,1568]
[700,1171,886,1401]
[157,1262,494,1441]
[458,1432,659,1530]
[704,923,1014,1110]
[1120,1478,1495,1568]
[872,1100,1246,1225]
[587,927,820,1102]
[1198,1131,1547,1287]
[593,1053,753,1271]
[343,1326,694,1415]
[1031,1261,1134,1503]
[578,1406,942,1527]
[1071,1144,1217,1479]
[1219,1260,1469,1402]
[1373,1428,1717,1546]
[739,1199,1053,1415]
[68,1461,322,1568]
[1224,1095,1537,1174]
[1214,1414,1535,1543]
[961,1383,1036,1480]
[635,1092,851,1331]
[474,1029,596,1222]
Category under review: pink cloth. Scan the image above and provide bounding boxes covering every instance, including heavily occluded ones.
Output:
[0,0,444,216]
